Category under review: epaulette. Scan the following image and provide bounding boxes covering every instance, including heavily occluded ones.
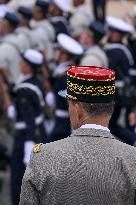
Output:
[33,143,43,153]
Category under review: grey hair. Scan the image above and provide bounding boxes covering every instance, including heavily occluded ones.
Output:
[79,101,115,117]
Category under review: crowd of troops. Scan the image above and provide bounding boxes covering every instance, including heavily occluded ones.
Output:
[0,0,136,204]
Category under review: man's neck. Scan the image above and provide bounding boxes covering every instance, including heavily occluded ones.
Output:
[80,116,109,128]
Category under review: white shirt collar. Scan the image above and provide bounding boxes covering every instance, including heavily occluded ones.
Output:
[80,124,110,132]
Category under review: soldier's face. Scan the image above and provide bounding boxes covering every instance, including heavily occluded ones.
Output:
[33,7,43,21]
[49,3,62,17]
[20,60,31,74]
[2,20,12,34]
[79,30,94,49]
[108,29,124,43]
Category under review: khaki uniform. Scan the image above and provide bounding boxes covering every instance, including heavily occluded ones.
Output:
[20,128,136,205]
[16,27,33,50]
[30,27,53,62]
[80,45,108,67]
[0,34,21,83]
[70,5,94,33]
[31,20,55,42]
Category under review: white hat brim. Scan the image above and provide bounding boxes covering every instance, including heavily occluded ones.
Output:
[58,89,67,98]
[106,16,134,33]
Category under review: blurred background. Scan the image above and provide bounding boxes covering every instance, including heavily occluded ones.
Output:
[0,0,136,204]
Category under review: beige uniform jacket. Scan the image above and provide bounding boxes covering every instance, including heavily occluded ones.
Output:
[0,34,21,83]
[70,5,94,32]
[31,20,55,42]
[80,45,108,68]
[20,128,136,205]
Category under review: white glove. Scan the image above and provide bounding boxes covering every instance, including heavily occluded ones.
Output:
[23,141,35,166]
[7,105,16,119]
[45,91,56,107]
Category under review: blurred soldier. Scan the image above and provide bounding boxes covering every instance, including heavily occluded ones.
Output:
[49,0,70,39]
[48,33,83,143]
[0,11,21,84]
[15,6,34,51]
[9,49,47,205]
[70,0,94,34]
[32,0,55,42]
[92,0,106,23]
[30,0,55,63]
[80,20,108,67]
[104,16,136,146]
[16,6,33,32]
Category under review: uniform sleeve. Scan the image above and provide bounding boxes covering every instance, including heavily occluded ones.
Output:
[108,49,130,76]
[17,89,36,141]
[19,153,40,205]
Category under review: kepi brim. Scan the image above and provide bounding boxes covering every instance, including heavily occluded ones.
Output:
[58,89,67,98]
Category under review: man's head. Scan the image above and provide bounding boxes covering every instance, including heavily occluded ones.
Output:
[2,12,19,34]
[20,49,44,75]
[68,101,114,129]
[106,16,134,43]
[17,6,33,27]
[79,21,106,49]
[59,66,115,129]
[33,0,49,21]
[55,33,83,64]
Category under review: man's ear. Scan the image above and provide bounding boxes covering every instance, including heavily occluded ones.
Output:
[74,102,83,121]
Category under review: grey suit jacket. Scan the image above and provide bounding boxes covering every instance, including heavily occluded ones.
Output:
[20,128,136,205]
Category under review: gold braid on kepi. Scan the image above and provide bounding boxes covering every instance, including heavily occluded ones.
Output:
[65,66,115,103]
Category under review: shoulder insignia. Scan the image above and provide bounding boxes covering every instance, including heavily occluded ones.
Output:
[33,143,43,153]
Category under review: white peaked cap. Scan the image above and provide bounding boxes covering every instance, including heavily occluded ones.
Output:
[57,33,83,55]
[106,16,134,33]
[23,49,43,65]
[53,0,71,12]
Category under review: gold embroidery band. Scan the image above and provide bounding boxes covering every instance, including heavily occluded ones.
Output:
[67,81,115,96]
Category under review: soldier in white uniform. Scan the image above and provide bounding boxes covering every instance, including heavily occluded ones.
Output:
[49,0,70,39]
[70,0,94,35]
[15,6,34,52]
[80,20,108,67]
[0,12,21,84]
[32,0,55,42]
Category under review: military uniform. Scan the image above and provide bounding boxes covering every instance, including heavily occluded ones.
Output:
[104,16,136,146]
[70,4,94,34]
[20,66,136,205]
[30,27,54,62]
[80,45,108,67]
[48,33,83,143]
[32,0,55,42]
[11,49,47,205]
[0,12,21,84]
[49,0,70,39]
[32,19,55,42]
[15,6,33,50]
[49,62,72,142]
[80,21,108,67]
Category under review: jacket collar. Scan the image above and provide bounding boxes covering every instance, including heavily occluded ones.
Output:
[71,128,115,140]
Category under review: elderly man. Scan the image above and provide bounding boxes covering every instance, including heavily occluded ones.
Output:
[20,66,136,205]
